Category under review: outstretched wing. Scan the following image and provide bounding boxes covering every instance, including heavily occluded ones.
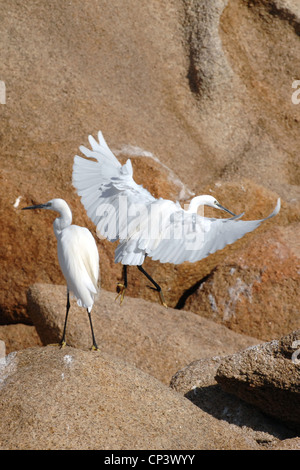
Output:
[73,131,281,267]
[73,131,156,242]
[145,198,281,264]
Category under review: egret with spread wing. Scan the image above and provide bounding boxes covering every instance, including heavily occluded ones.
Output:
[22,198,100,350]
[72,131,280,306]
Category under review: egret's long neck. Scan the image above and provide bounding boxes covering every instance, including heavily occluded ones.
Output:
[187,196,209,213]
[53,206,72,236]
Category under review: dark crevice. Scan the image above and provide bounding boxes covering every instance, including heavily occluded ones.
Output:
[175,269,216,310]
[248,0,300,36]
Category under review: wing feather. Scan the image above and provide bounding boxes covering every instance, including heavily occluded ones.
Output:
[148,199,281,264]
[73,132,156,248]
[73,131,281,267]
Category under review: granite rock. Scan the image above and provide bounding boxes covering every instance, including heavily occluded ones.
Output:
[184,224,300,340]
[215,329,300,433]
[170,355,296,448]
[26,283,259,384]
[0,346,260,450]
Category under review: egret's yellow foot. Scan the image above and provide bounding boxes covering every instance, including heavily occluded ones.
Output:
[60,340,67,349]
[158,290,168,309]
[115,282,126,305]
[91,344,100,352]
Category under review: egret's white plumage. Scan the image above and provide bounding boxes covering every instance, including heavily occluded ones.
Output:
[56,224,99,310]
[72,131,280,305]
[22,198,100,349]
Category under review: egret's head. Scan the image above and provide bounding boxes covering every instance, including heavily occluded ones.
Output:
[22,198,70,213]
[205,196,236,216]
[22,198,72,232]
[188,195,236,216]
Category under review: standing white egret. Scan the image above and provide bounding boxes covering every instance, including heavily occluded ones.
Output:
[22,198,100,350]
[72,131,280,307]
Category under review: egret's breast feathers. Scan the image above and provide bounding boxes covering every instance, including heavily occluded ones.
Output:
[58,226,99,294]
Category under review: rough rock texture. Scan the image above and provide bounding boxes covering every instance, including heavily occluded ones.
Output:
[26,283,259,384]
[0,324,42,354]
[184,0,300,198]
[1,0,300,325]
[0,0,299,451]
[0,346,261,450]
[271,437,300,450]
[184,224,300,340]
[170,356,296,448]
[215,329,300,433]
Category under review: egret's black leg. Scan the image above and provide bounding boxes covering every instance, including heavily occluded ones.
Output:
[60,290,70,348]
[87,309,99,351]
[137,265,168,308]
[123,264,128,288]
[115,264,127,304]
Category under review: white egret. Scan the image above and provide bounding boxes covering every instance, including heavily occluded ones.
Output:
[22,198,100,350]
[72,131,280,307]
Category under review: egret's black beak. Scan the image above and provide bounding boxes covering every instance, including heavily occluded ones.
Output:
[22,203,50,210]
[216,203,237,217]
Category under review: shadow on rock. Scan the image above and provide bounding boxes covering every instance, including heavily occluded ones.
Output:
[184,384,296,443]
